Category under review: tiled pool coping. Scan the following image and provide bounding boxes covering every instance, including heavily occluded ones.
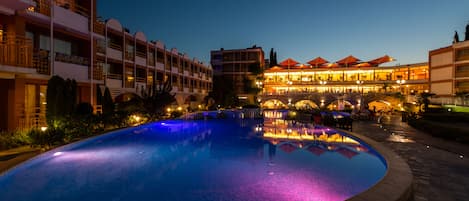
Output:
[344,129,413,201]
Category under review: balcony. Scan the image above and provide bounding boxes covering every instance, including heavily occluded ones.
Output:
[54,52,89,66]
[94,20,105,36]
[0,35,33,68]
[54,0,89,18]
[26,0,51,17]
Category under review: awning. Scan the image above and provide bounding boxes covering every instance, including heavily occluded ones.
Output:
[354,62,372,68]
[368,55,394,66]
[279,58,299,67]
[268,66,285,71]
[336,55,361,67]
[307,57,329,67]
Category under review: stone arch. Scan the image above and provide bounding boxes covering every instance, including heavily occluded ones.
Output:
[327,100,353,111]
[261,99,287,109]
[294,100,319,109]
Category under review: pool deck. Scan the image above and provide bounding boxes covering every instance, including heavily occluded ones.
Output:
[0,146,41,174]
[352,115,469,201]
[1,116,468,201]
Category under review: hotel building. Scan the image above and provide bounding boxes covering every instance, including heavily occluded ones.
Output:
[0,0,212,131]
[261,56,429,109]
[429,40,469,105]
[211,46,265,103]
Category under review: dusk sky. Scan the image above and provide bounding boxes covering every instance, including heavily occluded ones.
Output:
[98,0,469,66]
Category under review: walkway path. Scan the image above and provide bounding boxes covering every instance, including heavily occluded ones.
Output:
[353,115,469,201]
[0,146,41,174]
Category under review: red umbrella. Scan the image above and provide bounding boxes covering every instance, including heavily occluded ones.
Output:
[368,55,394,66]
[307,57,329,68]
[279,58,299,67]
[336,55,361,67]
[336,147,359,159]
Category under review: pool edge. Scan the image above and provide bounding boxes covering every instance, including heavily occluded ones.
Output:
[343,129,413,201]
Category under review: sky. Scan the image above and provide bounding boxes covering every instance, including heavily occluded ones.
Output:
[98,0,469,66]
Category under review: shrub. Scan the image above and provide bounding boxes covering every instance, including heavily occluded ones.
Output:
[0,130,32,150]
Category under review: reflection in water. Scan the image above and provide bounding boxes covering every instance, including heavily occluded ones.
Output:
[0,112,386,201]
[260,111,371,160]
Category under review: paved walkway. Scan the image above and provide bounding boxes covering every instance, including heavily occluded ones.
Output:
[0,146,41,174]
[353,115,469,201]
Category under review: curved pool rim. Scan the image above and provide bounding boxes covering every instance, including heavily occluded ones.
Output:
[340,128,413,201]
[1,114,412,201]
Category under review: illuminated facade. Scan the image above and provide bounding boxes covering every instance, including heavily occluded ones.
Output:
[429,40,469,105]
[261,58,429,109]
[0,0,212,131]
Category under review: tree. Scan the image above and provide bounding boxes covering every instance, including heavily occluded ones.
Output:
[466,23,469,41]
[46,75,77,126]
[453,31,460,43]
[96,86,103,106]
[140,80,176,120]
[212,75,237,108]
[273,52,278,66]
[102,87,114,116]
[269,48,274,67]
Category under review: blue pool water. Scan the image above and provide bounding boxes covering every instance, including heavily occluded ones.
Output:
[0,111,386,201]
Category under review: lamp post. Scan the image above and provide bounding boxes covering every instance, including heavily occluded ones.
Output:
[287,80,292,94]
[319,80,327,94]
[356,80,364,110]
[396,79,406,94]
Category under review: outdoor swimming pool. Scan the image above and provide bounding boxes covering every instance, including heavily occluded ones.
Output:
[0,111,386,201]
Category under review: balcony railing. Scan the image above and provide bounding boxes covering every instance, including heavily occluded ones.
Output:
[94,20,105,35]
[33,50,50,75]
[125,51,134,61]
[92,61,104,80]
[136,51,146,58]
[54,0,89,18]
[136,77,146,83]
[107,73,122,80]
[27,0,51,16]
[0,35,33,68]
[108,42,122,51]
[55,52,89,66]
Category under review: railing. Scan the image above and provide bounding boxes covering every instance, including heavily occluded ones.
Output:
[148,57,155,66]
[125,51,134,61]
[27,0,51,16]
[17,106,46,130]
[92,61,104,80]
[33,50,50,75]
[55,52,89,66]
[136,77,146,83]
[94,20,105,35]
[456,71,469,78]
[54,0,89,18]
[0,35,33,68]
[107,73,123,80]
[108,42,122,51]
[136,51,146,58]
